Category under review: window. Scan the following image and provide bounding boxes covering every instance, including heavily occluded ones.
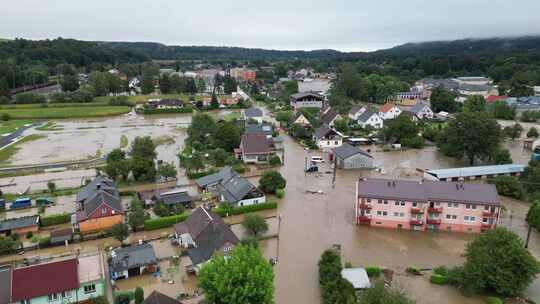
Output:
[21,300,30,304]
[482,218,488,223]
[365,210,371,215]
[376,211,388,216]
[464,216,476,223]
[445,214,457,220]
[48,294,58,302]
[395,201,405,206]
[412,202,418,207]
[447,202,459,208]
[101,208,107,215]
[62,291,71,299]
[378,199,382,204]
[84,284,96,294]
[366,198,371,203]
[465,204,477,210]
[383,200,388,205]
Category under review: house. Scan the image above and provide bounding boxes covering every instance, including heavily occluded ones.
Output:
[401,102,434,120]
[289,111,311,127]
[332,143,373,170]
[356,111,383,129]
[455,77,492,86]
[11,255,106,304]
[321,109,341,127]
[194,166,265,207]
[50,228,73,245]
[378,103,402,120]
[143,291,184,304]
[245,123,273,138]
[109,243,159,280]
[298,78,331,96]
[151,189,197,209]
[239,134,273,164]
[0,216,39,237]
[0,265,11,304]
[313,125,343,150]
[348,105,367,121]
[355,178,500,233]
[395,91,423,101]
[485,95,508,103]
[290,92,325,110]
[242,108,264,124]
[174,207,239,272]
[341,268,371,290]
[75,177,123,235]
[146,99,183,109]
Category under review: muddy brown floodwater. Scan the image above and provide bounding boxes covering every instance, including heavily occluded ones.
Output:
[273,134,539,304]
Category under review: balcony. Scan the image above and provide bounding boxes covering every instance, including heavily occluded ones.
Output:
[410,218,424,226]
[481,223,495,230]
[358,203,372,210]
[426,218,442,225]
[410,207,425,214]
[482,211,497,217]
[427,206,443,214]
[357,215,372,225]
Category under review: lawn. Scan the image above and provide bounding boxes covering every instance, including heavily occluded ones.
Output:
[0,101,111,109]
[95,94,193,104]
[223,112,241,122]
[0,134,46,165]
[0,106,130,119]
[0,120,33,134]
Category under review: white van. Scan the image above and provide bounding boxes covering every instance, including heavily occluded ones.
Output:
[311,156,324,163]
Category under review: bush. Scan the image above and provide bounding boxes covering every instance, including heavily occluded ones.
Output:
[275,189,285,199]
[485,297,503,304]
[213,202,277,217]
[187,169,218,179]
[491,175,525,200]
[15,92,46,104]
[258,170,286,194]
[319,250,357,303]
[1,113,10,121]
[345,262,353,268]
[40,213,71,226]
[26,231,33,239]
[39,236,51,247]
[433,266,449,276]
[401,135,424,148]
[113,291,134,304]
[269,155,281,166]
[365,265,381,277]
[430,273,448,285]
[406,266,421,275]
[143,213,188,230]
[527,127,539,138]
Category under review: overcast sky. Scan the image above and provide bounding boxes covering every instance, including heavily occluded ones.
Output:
[2,0,540,52]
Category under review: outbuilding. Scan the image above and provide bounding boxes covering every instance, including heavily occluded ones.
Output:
[332,143,373,170]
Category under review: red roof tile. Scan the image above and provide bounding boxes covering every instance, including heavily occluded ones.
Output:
[379,103,396,113]
[12,259,79,301]
[485,95,508,103]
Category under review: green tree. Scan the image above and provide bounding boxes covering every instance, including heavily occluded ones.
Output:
[275,111,293,125]
[527,127,539,138]
[159,73,171,94]
[223,76,238,94]
[104,148,127,179]
[523,160,540,195]
[89,71,109,96]
[333,118,349,133]
[61,74,79,92]
[128,199,145,232]
[109,223,129,244]
[129,136,157,162]
[430,85,459,113]
[493,148,512,165]
[463,95,486,113]
[47,181,56,194]
[258,170,286,194]
[0,236,21,254]
[0,77,9,98]
[130,158,156,181]
[157,162,177,179]
[242,214,269,236]
[492,176,525,200]
[213,121,241,152]
[210,91,219,109]
[141,73,155,95]
[503,123,522,140]
[458,228,539,296]
[527,201,540,230]
[318,249,357,304]
[187,113,217,145]
[134,287,144,304]
[382,115,419,144]
[210,148,229,167]
[437,112,502,165]
[184,78,197,94]
[198,245,274,304]
[491,100,516,120]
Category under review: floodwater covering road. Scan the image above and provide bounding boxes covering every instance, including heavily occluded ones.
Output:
[273,134,539,304]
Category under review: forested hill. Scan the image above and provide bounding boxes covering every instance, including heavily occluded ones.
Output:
[100,41,345,61]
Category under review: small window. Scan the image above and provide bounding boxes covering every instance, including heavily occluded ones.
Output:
[365,210,371,215]
[84,284,96,294]
[382,211,388,216]
[412,202,418,207]
[378,199,382,204]
[366,198,371,203]
[21,300,31,304]
[62,291,71,299]
[383,200,388,205]
[48,294,58,302]
[400,201,406,206]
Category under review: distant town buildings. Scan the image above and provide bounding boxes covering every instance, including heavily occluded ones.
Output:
[298,78,332,96]
[289,92,326,110]
[355,178,500,233]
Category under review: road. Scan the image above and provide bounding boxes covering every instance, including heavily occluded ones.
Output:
[0,123,35,149]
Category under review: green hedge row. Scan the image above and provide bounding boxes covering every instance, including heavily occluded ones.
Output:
[365,265,381,278]
[40,213,71,227]
[430,273,448,285]
[143,214,188,231]
[213,202,277,217]
[187,169,218,180]
[485,297,503,304]
[137,107,193,114]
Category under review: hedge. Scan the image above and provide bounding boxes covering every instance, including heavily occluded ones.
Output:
[136,107,193,114]
[113,291,134,304]
[485,297,503,304]
[430,273,448,285]
[187,169,218,180]
[365,266,381,278]
[276,189,285,199]
[144,214,188,230]
[406,266,421,275]
[213,202,278,217]
[40,213,71,227]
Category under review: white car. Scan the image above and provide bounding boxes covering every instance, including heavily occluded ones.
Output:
[311,156,324,163]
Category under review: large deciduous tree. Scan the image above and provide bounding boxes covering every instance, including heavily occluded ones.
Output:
[258,170,286,194]
[437,112,502,165]
[430,85,459,113]
[198,245,274,304]
[463,95,487,113]
[242,214,269,236]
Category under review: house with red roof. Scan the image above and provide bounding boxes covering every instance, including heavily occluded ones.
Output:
[378,103,402,120]
[485,95,508,103]
[11,254,105,304]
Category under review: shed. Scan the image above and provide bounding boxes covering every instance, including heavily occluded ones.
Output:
[0,216,39,236]
[341,268,371,289]
[332,143,373,170]
[109,243,158,280]
[50,228,73,245]
[423,164,526,181]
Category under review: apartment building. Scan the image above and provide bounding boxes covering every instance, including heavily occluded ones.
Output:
[355,178,500,233]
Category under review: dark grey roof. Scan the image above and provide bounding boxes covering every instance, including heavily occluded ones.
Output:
[175,207,239,266]
[0,265,11,304]
[76,176,116,203]
[218,174,256,203]
[409,102,429,114]
[357,110,377,123]
[348,105,365,115]
[322,109,339,125]
[244,107,263,118]
[241,134,271,154]
[357,178,500,206]
[314,124,333,140]
[290,92,324,100]
[0,216,39,232]
[195,166,234,188]
[80,189,123,219]
[245,123,273,136]
[143,291,183,304]
[155,190,194,206]
[458,83,494,92]
[110,243,158,273]
[333,143,372,160]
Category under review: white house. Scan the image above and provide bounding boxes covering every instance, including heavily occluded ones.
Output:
[313,125,343,150]
[402,102,434,120]
[357,111,383,129]
[378,103,402,120]
[348,105,367,121]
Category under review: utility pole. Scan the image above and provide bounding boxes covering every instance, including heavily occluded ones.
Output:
[276,214,282,262]
[332,153,337,188]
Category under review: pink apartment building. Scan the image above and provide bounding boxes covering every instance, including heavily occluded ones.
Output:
[355,178,500,233]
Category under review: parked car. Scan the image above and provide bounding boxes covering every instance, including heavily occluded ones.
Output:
[10,197,32,209]
[311,156,324,163]
[306,166,319,173]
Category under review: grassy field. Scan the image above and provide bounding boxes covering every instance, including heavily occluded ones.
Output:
[0,101,111,109]
[223,112,241,122]
[0,106,130,119]
[0,120,33,134]
[95,94,198,104]
[0,134,46,165]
